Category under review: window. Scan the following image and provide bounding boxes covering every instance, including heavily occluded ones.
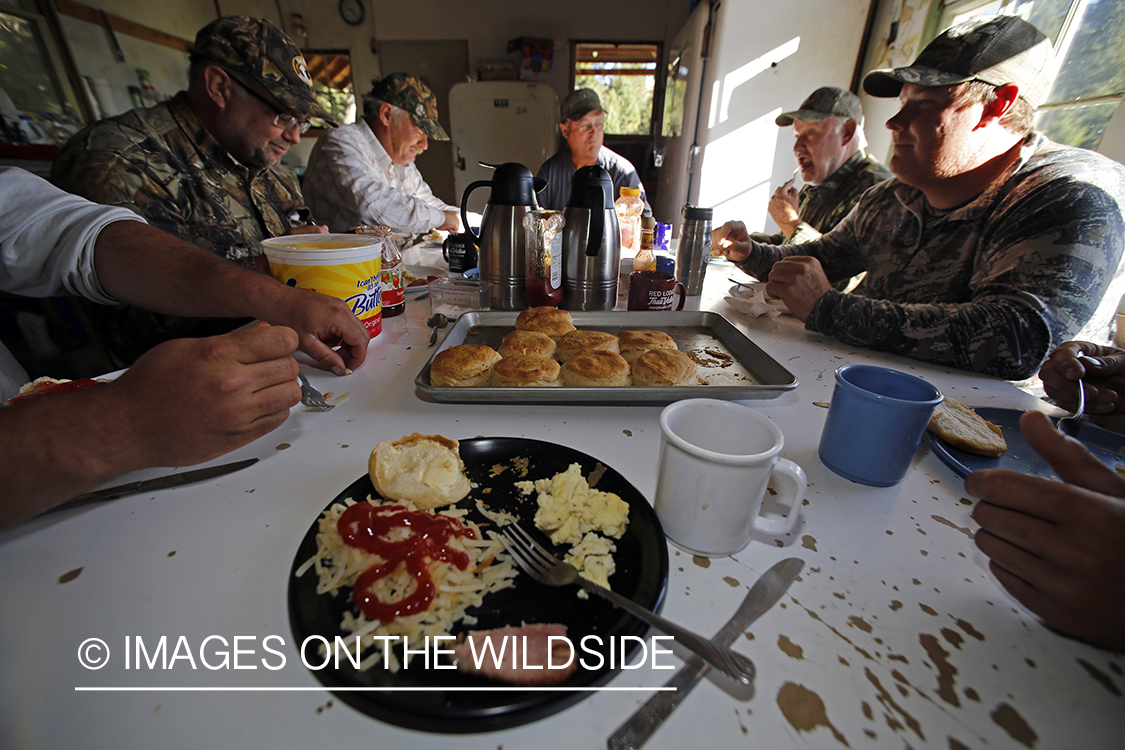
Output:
[572,41,661,136]
[0,0,83,123]
[304,50,356,128]
[938,0,1125,149]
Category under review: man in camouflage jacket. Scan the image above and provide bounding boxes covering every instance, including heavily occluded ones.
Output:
[51,16,336,364]
[716,17,1125,380]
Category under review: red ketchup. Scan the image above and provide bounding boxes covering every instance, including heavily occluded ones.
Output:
[523,280,562,307]
[5,378,102,404]
[337,503,476,622]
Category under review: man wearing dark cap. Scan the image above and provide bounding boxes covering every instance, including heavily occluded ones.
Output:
[715,87,890,250]
[716,16,1125,381]
[52,15,335,364]
[303,73,460,236]
[535,88,646,211]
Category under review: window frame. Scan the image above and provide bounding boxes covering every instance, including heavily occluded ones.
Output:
[568,39,666,144]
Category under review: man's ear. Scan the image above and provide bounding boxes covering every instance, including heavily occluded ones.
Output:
[202,66,234,109]
[559,122,569,138]
[379,102,395,126]
[982,83,1020,124]
[840,118,857,145]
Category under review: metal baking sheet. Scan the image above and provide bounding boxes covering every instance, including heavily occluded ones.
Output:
[414,310,797,405]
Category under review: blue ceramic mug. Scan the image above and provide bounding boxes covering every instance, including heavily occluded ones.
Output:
[818,365,943,487]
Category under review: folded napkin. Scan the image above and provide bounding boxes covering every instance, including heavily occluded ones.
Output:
[725,284,784,318]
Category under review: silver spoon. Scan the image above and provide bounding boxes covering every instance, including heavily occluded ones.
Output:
[427,313,448,347]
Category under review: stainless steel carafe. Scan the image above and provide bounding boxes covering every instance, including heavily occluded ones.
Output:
[561,166,620,311]
[460,162,546,310]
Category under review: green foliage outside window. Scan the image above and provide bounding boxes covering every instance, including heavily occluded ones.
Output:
[576,65,654,136]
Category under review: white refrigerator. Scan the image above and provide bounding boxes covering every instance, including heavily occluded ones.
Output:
[448,81,560,216]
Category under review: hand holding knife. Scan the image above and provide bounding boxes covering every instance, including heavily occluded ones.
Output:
[608,557,804,750]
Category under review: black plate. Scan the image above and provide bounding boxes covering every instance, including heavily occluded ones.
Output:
[929,407,1125,479]
[287,437,669,732]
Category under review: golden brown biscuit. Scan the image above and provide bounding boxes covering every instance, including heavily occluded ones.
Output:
[561,350,632,387]
[927,398,1007,456]
[429,344,502,387]
[516,307,575,340]
[498,329,558,359]
[617,330,677,363]
[555,330,620,362]
[368,433,471,509]
[632,349,698,386]
[490,355,561,387]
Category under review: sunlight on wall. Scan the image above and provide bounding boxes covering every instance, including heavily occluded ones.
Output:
[698,36,802,229]
[712,37,800,126]
[697,110,783,228]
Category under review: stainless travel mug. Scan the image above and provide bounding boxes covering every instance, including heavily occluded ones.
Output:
[677,204,712,295]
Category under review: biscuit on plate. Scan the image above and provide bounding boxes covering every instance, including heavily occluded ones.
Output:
[498,329,557,359]
[618,330,676,363]
[632,349,698,386]
[516,307,575,340]
[555,330,620,362]
[368,433,471,509]
[926,398,1007,457]
[561,350,632,387]
[490,355,561,387]
[430,344,501,387]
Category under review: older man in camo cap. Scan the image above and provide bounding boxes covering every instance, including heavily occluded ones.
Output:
[53,15,337,365]
[715,15,1125,382]
[304,73,461,236]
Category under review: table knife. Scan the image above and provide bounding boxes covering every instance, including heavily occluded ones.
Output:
[56,458,260,510]
[607,557,804,750]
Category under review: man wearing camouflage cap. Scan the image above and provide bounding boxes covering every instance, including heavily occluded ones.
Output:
[535,88,646,212]
[716,16,1125,381]
[52,15,335,365]
[303,73,460,236]
[716,87,889,250]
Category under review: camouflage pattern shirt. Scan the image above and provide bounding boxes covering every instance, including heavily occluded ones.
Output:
[735,133,1125,380]
[754,150,892,245]
[50,93,309,363]
[52,93,306,269]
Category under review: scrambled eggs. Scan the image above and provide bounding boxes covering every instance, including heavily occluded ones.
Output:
[516,462,629,593]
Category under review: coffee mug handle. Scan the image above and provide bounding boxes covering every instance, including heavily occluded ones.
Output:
[753,458,805,536]
[442,236,451,261]
[674,281,686,310]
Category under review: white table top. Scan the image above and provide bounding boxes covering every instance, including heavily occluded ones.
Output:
[2,258,1121,750]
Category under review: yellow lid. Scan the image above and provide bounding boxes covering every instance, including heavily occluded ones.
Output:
[620,187,641,197]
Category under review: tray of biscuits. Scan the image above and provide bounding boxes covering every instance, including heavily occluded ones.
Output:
[414,308,797,404]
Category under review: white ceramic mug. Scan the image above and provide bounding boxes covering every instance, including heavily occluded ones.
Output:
[654,399,805,556]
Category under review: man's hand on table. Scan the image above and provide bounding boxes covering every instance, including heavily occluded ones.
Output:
[112,325,301,468]
[258,286,369,375]
[1039,341,1125,415]
[711,220,751,262]
[966,410,1125,651]
[438,210,461,233]
[764,256,832,321]
[767,178,800,239]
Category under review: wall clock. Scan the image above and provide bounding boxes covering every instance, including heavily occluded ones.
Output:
[339,0,365,26]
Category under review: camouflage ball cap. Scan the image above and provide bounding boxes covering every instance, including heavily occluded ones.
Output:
[560,88,605,123]
[370,73,449,140]
[193,15,337,126]
[775,86,864,126]
[863,15,1054,107]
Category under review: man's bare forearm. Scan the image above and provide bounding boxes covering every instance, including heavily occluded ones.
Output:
[91,220,289,321]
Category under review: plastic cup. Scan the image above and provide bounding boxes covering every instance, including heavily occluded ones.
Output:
[818,365,944,486]
[261,234,384,339]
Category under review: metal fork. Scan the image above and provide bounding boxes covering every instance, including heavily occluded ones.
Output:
[498,524,756,686]
[1057,376,1085,436]
[297,372,334,411]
